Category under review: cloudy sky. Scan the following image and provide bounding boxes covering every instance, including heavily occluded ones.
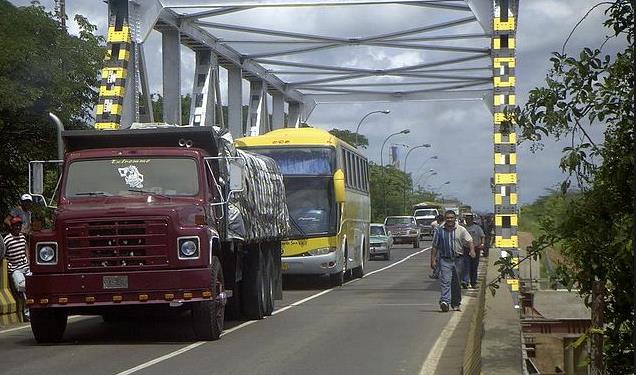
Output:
[12,0,624,212]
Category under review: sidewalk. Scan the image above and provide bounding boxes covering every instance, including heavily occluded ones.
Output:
[480,251,523,374]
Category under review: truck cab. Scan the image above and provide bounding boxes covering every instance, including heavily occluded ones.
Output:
[26,126,288,343]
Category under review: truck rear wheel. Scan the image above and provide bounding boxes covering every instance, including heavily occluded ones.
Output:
[30,308,67,343]
[192,257,225,340]
[263,249,275,316]
[242,247,265,320]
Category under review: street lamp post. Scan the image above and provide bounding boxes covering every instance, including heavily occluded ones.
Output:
[380,129,410,218]
[354,110,390,146]
[415,169,437,188]
[413,155,438,176]
[403,144,431,214]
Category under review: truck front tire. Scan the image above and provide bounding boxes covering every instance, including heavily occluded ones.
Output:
[192,257,225,340]
[31,308,68,343]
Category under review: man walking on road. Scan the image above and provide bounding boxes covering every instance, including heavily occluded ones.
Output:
[431,210,475,312]
[4,193,34,235]
[462,213,485,289]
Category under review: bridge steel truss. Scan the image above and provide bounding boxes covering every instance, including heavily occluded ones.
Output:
[94,0,520,304]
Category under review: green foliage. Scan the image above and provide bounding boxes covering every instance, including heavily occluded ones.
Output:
[328,128,368,148]
[368,163,441,222]
[507,1,634,371]
[0,2,104,219]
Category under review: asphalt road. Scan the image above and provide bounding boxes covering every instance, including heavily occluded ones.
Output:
[0,240,475,375]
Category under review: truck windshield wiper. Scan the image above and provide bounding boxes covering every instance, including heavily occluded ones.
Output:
[288,215,306,236]
[128,188,170,199]
[74,191,111,196]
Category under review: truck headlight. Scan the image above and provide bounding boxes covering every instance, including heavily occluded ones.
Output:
[308,247,336,256]
[36,242,57,264]
[409,230,418,234]
[178,237,200,259]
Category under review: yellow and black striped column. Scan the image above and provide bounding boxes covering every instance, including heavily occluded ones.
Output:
[96,1,132,130]
[492,0,520,301]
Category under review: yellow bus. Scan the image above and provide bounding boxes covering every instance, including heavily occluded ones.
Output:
[236,128,370,286]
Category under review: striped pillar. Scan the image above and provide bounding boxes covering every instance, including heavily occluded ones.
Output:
[0,260,19,326]
[492,0,520,303]
[95,1,132,130]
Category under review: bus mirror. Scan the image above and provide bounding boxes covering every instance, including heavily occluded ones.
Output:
[31,162,45,195]
[334,169,345,203]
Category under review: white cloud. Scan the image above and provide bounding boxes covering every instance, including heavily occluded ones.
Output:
[8,0,621,212]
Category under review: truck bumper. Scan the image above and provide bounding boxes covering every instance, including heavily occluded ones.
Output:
[281,252,340,276]
[26,268,213,309]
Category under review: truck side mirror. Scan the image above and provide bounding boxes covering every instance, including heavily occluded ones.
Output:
[333,169,345,203]
[228,158,245,191]
[31,162,45,195]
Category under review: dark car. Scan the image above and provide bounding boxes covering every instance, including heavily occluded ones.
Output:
[384,216,420,248]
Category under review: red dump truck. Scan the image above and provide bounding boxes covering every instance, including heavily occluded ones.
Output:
[26,122,288,343]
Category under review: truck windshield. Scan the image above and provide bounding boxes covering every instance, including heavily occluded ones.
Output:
[65,157,199,197]
[385,217,414,225]
[414,209,437,216]
[285,176,337,236]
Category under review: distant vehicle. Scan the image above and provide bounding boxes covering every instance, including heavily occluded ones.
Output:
[413,207,439,238]
[237,127,370,287]
[369,224,393,260]
[384,216,420,248]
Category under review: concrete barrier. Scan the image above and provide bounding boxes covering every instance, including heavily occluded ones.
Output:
[0,259,20,326]
[462,260,488,375]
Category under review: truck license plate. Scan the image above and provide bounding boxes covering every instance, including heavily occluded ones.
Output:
[103,275,128,289]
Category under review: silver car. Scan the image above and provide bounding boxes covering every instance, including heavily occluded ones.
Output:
[369,224,393,260]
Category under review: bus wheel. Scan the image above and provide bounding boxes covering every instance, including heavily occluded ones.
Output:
[242,247,265,320]
[31,308,67,343]
[192,256,225,340]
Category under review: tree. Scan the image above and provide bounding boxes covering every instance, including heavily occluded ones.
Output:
[328,128,368,148]
[0,2,104,218]
[496,1,633,372]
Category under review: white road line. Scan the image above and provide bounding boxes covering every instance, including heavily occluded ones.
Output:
[0,315,86,335]
[115,246,432,375]
[418,296,476,375]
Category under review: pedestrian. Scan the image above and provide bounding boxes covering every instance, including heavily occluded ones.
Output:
[428,214,444,279]
[4,193,34,236]
[461,213,485,289]
[3,216,31,320]
[430,210,475,312]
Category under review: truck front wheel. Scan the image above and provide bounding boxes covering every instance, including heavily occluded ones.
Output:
[30,308,68,343]
[192,257,225,340]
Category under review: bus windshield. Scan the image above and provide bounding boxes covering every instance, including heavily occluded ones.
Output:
[248,147,335,175]
[65,157,199,197]
[285,177,337,236]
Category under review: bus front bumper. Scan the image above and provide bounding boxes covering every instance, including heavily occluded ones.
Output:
[281,252,341,275]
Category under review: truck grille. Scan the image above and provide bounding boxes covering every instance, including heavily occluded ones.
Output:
[65,218,170,270]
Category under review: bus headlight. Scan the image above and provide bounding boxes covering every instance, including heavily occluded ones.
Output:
[178,237,200,259]
[36,242,58,264]
[308,247,336,256]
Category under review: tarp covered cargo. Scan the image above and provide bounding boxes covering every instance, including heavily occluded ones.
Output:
[216,128,289,242]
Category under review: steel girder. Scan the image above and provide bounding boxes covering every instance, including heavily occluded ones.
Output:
[113,0,497,130]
